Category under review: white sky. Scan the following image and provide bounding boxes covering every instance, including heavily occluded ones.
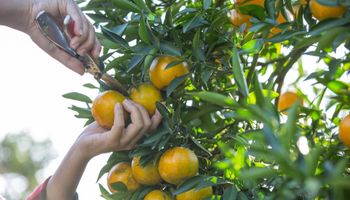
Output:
[0,26,107,200]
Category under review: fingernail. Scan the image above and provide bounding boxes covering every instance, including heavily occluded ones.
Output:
[78,49,86,55]
[115,103,122,109]
[71,42,78,49]
[79,28,83,35]
[123,99,131,105]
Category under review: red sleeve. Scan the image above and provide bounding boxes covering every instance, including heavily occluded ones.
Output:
[26,177,51,200]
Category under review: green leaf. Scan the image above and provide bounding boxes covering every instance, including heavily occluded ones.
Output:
[223,186,237,200]
[156,102,171,121]
[203,0,211,10]
[83,83,98,89]
[247,89,279,104]
[68,105,92,118]
[189,91,237,107]
[190,136,212,156]
[101,26,129,48]
[160,42,181,57]
[240,167,277,180]
[192,30,205,61]
[111,0,141,13]
[110,182,128,192]
[183,14,208,33]
[309,17,350,36]
[173,175,206,195]
[242,39,263,54]
[294,35,320,50]
[63,92,92,103]
[133,0,151,12]
[239,4,266,21]
[127,53,146,72]
[166,74,188,97]
[326,80,348,94]
[138,15,152,45]
[99,184,112,200]
[317,27,348,51]
[231,46,249,97]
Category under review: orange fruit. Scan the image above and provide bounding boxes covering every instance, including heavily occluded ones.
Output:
[131,156,162,185]
[235,0,264,6]
[149,56,189,90]
[339,114,350,148]
[107,162,141,192]
[158,147,199,185]
[130,84,162,115]
[176,186,213,200]
[310,0,346,21]
[91,90,125,129]
[144,190,173,200]
[277,91,303,112]
[229,9,252,32]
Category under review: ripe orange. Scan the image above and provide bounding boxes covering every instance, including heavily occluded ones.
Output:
[277,91,303,112]
[339,114,350,148]
[144,190,172,200]
[130,84,162,115]
[310,0,346,21]
[176,186,213,200]
[91,90,125,129]
[158,147,199,185]
[235,0,264,6]
[149,56,189,90]
[107,162,141,192]
[229,9,252,32]
[131,156,162,185]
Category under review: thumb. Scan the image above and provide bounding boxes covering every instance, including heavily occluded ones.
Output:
[65,0,84,36]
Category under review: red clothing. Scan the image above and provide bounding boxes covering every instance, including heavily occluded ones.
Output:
[26,177,51,200]
[26,177,79,200]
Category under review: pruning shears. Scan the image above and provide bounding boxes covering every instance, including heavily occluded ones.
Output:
[35,11,128,96]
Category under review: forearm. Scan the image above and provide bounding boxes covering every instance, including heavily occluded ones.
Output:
[0,0,32,32]
[46,142,90,200]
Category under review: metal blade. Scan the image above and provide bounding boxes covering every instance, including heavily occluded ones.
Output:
[35,11,78,58]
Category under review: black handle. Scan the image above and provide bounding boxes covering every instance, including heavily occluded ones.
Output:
[36,11,78,58]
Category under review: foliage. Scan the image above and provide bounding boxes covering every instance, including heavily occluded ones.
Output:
[0,132,55,199]
[64,0,350,199]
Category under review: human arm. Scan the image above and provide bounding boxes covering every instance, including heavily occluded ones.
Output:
[0,0,101,75]
[45,99,162,200]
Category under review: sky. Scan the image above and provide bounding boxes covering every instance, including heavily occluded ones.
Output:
[0,26,107,200]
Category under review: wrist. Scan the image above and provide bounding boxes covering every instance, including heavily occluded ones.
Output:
[0,0,33,32]
[70,140,93,163]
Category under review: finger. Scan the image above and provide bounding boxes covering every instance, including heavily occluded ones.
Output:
[76,23,96,55]
[65,0,84,36]
[149,109,163,132]
[109,103,125,143]
[91,38,102,59]
[70,16,90,50]
[121,100,144,144]
[130,103,152,142]
[29,29,85,75]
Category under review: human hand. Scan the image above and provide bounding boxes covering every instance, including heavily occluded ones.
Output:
[75,99,163,160]
[27,0,101,75]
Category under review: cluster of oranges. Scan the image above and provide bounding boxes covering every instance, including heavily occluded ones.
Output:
[229,0,346,35]
[91,56,188,129]
[107,147,212,200]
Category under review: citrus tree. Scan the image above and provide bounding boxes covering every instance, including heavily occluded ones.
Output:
[64,0,350,199]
